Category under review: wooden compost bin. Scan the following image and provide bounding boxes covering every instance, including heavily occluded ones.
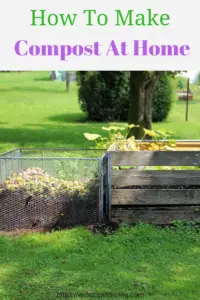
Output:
[109,141,200,224]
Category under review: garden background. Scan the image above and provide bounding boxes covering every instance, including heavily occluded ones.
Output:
[0,71,200,153]
[1,71,200,300]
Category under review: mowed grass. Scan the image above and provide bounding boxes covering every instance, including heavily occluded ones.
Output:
[1,224,200,300]
[0,72,109,153]
[0,72,200,153]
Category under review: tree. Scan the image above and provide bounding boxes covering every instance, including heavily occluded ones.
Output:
[195,72,200,86]
[176,76,187,90]
[50,71,56,81]
[128,71,178,139]
[77,71,129,121]
[177,79,184,90]
[77,71,177,138]
[152,73,174,122]
[128,71,164,138]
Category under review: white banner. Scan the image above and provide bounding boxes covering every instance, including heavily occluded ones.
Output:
[0,0,199,70]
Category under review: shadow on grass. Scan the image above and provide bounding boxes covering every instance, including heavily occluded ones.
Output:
[47,113,88,123]
[0,123,107,149]
[0,226,200,299]
[0,86,66,94]
[176,100,199,105]
[34,76,51,82]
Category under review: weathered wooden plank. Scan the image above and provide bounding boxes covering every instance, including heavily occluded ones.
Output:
[111,206,200,224]
[112,189,200,205]
[108,141,200,151]
[112,170,200,187]
[109,151,200,166]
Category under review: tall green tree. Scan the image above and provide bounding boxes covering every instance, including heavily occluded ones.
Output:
[195,72,200,86]
[177,79,184,90]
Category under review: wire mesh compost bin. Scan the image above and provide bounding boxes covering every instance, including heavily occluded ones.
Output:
[0,148,111,231]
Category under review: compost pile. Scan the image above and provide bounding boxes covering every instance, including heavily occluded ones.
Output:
[0,168,86,198]
[0,168,99,231]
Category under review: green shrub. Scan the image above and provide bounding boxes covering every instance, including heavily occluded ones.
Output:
[77,71,174,123]
[152,73,174,122]
[77,71,129,121]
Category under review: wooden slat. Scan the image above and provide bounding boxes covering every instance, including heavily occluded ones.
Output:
[112,189,200,205]
[140,141,200,150]
[108,141,200,151]
[175,141,200,150]
[111,206,200,224]
[112,170,200,187]
[110,151,200,166]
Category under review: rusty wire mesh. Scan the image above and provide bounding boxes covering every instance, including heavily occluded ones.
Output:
[0,148,109,231]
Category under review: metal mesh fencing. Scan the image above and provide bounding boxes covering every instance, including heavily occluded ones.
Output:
[0,148,110,231]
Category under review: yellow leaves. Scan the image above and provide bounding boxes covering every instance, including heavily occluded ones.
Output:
[114,132,124,139]
[143,128,158,137]
[116,140,176,152]
[168,140,176,148]
[128,124,135,129]
[116,137,138,151]
[102,126,125,132]
[164,145,176,151]
[84,133,102,141]
[102,127,110,131]
[143,143,160,151]
[129,136,135,142]
[128,124,139,129]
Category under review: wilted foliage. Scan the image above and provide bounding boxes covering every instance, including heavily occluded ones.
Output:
[0,168,86,198]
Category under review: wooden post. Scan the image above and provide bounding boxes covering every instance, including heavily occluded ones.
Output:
[105,152,112,221]
[186,78,190,121]
[51,71,56,81]
[66,72,70,91]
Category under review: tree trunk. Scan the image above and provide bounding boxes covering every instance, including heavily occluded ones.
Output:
[50,71,56,81]
[66,72,70,91]
[128,71,165,139]
[128,71,146,139]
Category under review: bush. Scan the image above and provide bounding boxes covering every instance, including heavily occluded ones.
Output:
[152,73,174,122]
[77,71,174,123]
[77,71,129,121]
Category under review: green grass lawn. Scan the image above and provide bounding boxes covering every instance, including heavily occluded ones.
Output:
[1,72,200,300]
[1,224,200,300]
[0,71,200,153]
